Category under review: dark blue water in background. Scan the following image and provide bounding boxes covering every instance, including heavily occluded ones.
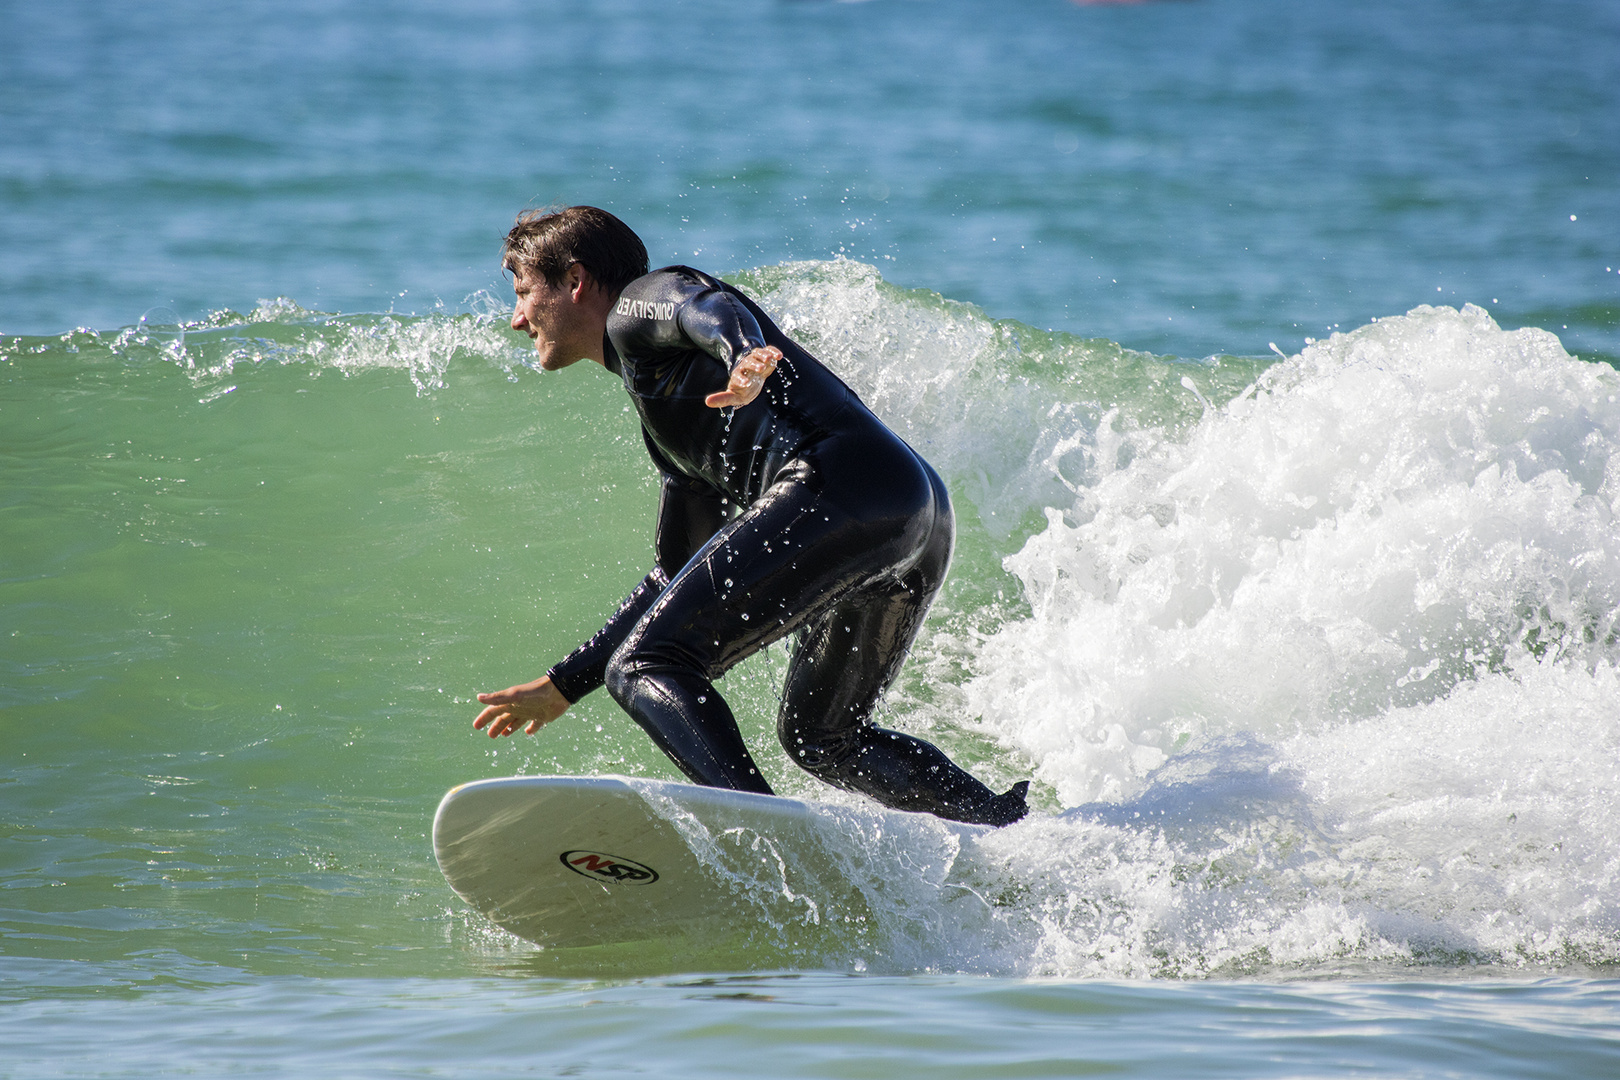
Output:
[3,0,1616,358]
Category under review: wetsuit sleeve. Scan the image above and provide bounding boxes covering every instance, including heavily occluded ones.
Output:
[544,476,728,705]
[676,285,768,372]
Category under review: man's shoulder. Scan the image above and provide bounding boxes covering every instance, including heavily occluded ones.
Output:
[613,266,759,335]
[608,268,714,353]
[649,264,723,288]
[620,265,729,298]
[612,266,706,321]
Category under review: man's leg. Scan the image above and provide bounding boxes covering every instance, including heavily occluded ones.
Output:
[607,439,1026,823]
[607,659,774,794]
[775,567,1026,825]
[604,460,857,795]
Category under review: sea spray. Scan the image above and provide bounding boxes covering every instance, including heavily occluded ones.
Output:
[962,303,1620,803]
[815,298,1617,977]
[78,292,531,396]
[736,260,1269,543]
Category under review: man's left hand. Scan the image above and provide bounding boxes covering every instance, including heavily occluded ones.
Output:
[705,346,781,409]
[473,676,570,738]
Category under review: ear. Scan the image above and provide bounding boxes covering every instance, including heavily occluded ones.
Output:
[565,262,595,303]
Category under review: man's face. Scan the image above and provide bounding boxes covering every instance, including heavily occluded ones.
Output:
[510,265,589,371]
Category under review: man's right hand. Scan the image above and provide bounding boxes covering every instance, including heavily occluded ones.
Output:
[473,676,570,738]
[704,346,781,409]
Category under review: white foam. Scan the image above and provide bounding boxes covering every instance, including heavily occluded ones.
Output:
[965,303,1620,805]
[719,288,1620,975]
[103,293,531,395]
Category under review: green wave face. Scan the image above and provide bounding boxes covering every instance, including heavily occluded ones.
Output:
[4,265,1617,979]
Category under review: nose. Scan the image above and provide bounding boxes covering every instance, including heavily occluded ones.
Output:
[510,307,526,332]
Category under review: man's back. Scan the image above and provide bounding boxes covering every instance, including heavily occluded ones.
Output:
[606,266,870,505]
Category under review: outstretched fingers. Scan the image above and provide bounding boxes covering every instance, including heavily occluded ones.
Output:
[705,346,781,409]
[473,697,519,738]
[471,678,570,738]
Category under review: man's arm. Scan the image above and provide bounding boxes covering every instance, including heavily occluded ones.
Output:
[471,476,728,738]
[673,285,781,409]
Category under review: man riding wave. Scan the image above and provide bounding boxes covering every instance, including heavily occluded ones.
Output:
[473,206,1028,827]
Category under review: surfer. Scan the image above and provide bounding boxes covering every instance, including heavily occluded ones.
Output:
[472,206,1029,826]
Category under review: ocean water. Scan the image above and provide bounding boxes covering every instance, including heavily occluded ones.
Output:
[4,0,1620,1076]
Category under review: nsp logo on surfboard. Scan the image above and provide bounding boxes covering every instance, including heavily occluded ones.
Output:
[559,850,659,885]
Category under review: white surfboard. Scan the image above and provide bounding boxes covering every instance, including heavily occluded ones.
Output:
[432,774,991,954]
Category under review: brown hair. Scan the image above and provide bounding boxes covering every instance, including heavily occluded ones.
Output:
[502,206,649,294]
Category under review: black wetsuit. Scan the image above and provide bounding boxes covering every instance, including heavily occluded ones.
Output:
[546,266,1027,826]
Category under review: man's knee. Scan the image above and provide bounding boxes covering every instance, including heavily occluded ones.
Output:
[606,638,713,708]
[789,739,861,785]
[777,707,861,781]
[604,643,640,709]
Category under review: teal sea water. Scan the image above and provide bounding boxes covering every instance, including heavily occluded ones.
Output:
[4,1,1620,1076]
